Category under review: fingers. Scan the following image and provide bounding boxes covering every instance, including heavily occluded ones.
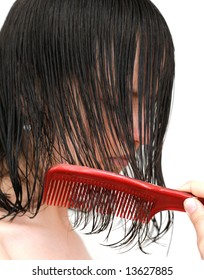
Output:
[183,197,204,259]
[178,181,204,198]
[178,181,204,259]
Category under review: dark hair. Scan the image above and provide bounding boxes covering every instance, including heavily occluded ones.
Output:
[0,0,174,250]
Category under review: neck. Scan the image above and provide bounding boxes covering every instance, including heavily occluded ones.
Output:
[0,205,91,260]
[0,205,70,229]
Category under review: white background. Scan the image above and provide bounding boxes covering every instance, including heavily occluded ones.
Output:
[1,0,204,262]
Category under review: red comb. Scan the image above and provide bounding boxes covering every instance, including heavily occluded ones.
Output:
[42,164,204,223]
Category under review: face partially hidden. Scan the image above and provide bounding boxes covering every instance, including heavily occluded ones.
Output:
[94,57,141,173]
[62,52,143,173]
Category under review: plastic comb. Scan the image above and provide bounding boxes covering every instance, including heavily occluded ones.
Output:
[42,164,204,223]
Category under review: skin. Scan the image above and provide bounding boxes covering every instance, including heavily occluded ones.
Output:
[0,206,91,260]
[178,182,204,259]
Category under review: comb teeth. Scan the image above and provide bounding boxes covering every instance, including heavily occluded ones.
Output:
[43,174,154,222]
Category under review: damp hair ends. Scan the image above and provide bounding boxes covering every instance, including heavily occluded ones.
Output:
[0,0,175,251]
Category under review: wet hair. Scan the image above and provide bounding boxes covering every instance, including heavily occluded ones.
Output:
[0,0,174,251]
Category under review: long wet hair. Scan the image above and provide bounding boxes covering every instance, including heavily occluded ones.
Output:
[0,0,175,251]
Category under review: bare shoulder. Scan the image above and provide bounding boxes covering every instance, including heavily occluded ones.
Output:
[0,221,11,259]
[0,244,10,260]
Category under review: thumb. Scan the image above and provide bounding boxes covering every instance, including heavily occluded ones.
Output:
[184,197,204,259]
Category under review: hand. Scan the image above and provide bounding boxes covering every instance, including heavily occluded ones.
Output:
[179,181,204,259]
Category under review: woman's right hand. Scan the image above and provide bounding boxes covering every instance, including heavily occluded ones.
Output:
[178,181,204,259]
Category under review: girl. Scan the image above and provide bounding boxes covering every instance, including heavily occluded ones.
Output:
[0,0,176,259]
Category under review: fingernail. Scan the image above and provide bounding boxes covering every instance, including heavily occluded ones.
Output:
[184,198,197,214]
